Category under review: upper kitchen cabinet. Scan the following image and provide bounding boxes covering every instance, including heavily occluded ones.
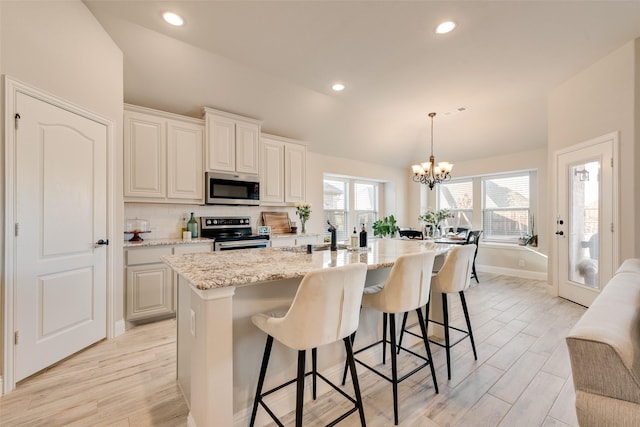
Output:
[124,104,204,204]
[260,134,307,205]
[203,107,262,174]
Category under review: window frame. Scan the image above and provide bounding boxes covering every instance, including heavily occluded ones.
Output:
[323,175,379,242]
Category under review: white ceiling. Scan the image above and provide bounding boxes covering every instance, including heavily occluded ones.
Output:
[84,1,640,169]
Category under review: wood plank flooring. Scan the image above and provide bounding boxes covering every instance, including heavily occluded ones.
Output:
[0,273,586,426]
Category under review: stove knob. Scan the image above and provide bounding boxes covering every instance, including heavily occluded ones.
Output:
[212,219,218,225]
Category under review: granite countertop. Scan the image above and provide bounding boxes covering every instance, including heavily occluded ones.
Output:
[162,239,450,290]
[123,237,213,248]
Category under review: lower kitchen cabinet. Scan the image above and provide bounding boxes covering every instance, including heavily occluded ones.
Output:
[125,242,212,322]
[270,234,318,248]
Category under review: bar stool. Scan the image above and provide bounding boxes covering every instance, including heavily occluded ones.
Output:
[343,252,438,425]
[249,263,368,427]
[399,245,477,381]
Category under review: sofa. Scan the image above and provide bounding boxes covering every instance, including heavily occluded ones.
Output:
[566,258,640,426]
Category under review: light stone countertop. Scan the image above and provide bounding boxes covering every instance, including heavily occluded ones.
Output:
[162,239,450,290]
[123,237,213,248]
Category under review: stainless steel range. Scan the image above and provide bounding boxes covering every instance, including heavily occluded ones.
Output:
[200,216,270,251]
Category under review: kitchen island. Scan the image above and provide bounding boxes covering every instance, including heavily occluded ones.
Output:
[163,239,449,427]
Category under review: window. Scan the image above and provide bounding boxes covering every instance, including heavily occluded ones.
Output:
[482,171,534,242]
[437,178,473,231]
[323,176,379,241]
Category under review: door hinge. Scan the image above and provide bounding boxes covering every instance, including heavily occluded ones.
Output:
[611,157,614,167]
[14,331,19,345]
[14,113,21,130]
[611,223,615,232]
[14,223,19,237]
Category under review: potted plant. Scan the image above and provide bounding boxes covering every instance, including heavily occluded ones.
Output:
[418,209,453,237]
[372,214,400,238]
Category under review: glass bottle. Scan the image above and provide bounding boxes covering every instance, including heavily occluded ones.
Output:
[187,212,198,238]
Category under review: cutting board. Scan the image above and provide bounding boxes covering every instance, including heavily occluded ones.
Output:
[262,212,292,234]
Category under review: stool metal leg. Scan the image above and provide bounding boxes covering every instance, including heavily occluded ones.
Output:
[416,307,438,394]
[382,313,388,364]
[389,313,399,425]
[442,293,452,380]
[312,348,318,400]
[459,291,477,360]
[396,312,409,354]
[296,350,306,427]
[341,331,357,386]
[250,335,274,427]
[344,337,367,426]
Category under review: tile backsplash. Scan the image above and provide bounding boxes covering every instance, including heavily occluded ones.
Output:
[124,203,295,240]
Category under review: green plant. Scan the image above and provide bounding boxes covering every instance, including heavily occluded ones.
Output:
[295,202,312,222]
[418,208,453,226]
[372,214,399,237]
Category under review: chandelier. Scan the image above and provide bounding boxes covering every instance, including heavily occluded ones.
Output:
[411,112,453,189]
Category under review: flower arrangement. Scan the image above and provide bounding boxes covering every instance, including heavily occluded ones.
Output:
[418,208,453,226]
[295,202,312,233]
[418,208,453,237]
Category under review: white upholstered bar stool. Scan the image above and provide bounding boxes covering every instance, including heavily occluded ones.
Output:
[345,252,439,426]
[429,244,477,380]
[249,263,368,427]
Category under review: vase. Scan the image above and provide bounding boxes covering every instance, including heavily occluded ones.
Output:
[301,220,306,234]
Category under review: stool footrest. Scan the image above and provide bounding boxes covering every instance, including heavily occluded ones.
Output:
[353,339,432,384]
[257,367,359,426]
[427,319,471,349]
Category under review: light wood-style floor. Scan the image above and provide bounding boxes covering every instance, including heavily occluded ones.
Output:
[0,273,585,427]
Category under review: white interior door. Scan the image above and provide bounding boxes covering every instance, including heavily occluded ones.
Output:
[556,135,616,307]
[14,92,108,381]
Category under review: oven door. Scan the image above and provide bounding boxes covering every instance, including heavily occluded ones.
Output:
[214,240,269,251]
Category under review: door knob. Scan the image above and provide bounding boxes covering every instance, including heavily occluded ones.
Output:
[93,239,109,248]
[555,231,564,236]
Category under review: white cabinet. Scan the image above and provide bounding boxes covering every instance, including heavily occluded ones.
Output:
[261,138,285,203]
[125,242,212,322]
[285,143,306,204]
[270,234,318,248]
[124,104,204,203]
[260,134,307,206]
[203,107,262,173]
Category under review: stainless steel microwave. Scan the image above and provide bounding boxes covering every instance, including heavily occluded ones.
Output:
[205,171,260,205]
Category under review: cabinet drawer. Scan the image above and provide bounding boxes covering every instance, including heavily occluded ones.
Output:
[173,243,212,255]
[126,246,173,265]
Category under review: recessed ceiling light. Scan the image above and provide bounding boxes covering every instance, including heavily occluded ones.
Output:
[331,83,345,92]
[435,21,456,34]
[163,12,184,26]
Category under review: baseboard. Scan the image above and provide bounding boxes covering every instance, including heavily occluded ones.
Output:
[477,265,547,281]
[114,319,126,337]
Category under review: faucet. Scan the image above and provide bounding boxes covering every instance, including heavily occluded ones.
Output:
[327,221,337,251]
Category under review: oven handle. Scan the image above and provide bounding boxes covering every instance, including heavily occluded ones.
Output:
[215,240,269,250]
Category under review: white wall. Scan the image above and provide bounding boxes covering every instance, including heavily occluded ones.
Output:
[548,39,639,285]
[0,0,124,381]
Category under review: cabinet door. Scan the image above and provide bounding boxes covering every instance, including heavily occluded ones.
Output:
[206,115,236,172]
[261,139,285,204]
[124,111,166,199]
[167,119,204,202]
[236,121,260,173]
[270,237,296,248]
[126,263,173,321]
[285,143,306,203]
